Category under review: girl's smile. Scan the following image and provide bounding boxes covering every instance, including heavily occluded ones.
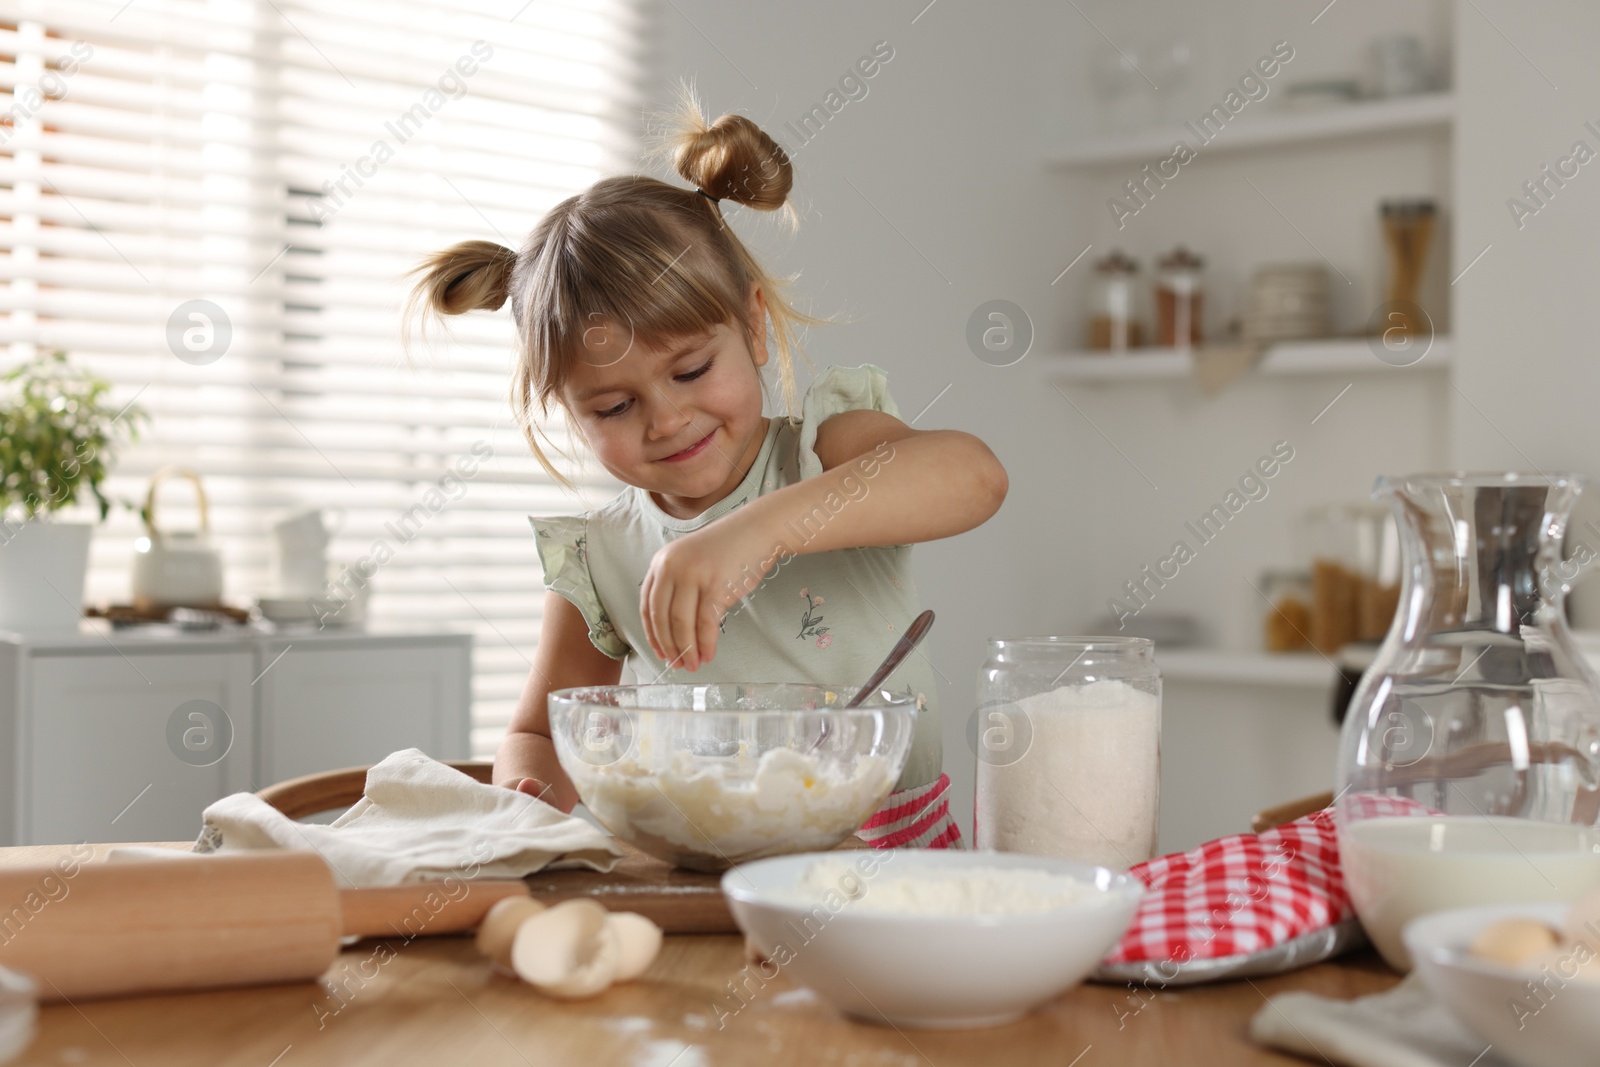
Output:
[660,428,717,462]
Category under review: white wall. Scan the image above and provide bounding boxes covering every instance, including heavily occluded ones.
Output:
[1453,3,1600,470]
[649,0,1600,845]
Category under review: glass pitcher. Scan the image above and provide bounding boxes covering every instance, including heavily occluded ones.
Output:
[1335,472,1600,971]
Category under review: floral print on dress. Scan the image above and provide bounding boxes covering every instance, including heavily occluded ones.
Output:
[798,587,830,647]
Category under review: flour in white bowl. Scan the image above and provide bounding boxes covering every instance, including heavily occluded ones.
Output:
[777,857,1093,916]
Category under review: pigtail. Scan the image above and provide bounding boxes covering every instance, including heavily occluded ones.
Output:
[407,239,518,321]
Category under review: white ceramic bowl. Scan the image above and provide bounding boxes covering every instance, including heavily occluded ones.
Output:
[722,850,1144,1029]
[1405,902,1600,1067]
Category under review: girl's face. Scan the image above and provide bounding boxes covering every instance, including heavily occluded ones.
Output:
[561,284,771,520]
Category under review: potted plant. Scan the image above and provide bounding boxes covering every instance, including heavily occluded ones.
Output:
[0,351,146,631]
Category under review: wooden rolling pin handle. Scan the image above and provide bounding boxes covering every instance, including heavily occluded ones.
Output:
[339,880,531,940]
[0,851,342,1003]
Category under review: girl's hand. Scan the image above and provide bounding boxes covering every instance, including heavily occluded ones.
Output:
[641,518,771,671]
[507,777,554,804]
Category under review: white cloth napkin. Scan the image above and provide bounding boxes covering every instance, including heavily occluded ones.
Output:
[187,748,624,887]
[1250,972,1517,1067]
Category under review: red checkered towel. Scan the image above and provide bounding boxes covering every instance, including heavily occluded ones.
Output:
[1093,807,1355,984]
[1095,794,1432,984]
[855,772,964,850]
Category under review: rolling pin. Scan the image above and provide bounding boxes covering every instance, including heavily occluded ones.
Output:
[0,851,531,1002]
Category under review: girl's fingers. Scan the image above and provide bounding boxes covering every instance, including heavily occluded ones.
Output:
[643,574,669,662]
[638,575,652,658]
[669,588,700,671]
[514,778,550,801]
[696,599,720,670]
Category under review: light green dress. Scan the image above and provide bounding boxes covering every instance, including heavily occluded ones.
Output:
[529,363,941,792]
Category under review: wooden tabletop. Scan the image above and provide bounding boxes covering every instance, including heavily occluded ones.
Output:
[1,842,1400,1067]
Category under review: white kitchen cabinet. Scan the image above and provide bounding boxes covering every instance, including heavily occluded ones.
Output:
[27,649,256,847]
[0,626,471,846]
[255,640,469,784]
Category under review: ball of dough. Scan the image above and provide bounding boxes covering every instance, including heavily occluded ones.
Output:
[608,912,663,982]
[511,899,621,999]
[1470,917,1559,966]
[475,896,547,971]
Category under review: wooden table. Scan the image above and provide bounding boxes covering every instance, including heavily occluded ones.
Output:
[1,842,1400,1066]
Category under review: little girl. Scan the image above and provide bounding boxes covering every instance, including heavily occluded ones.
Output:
[410,92,1006,850]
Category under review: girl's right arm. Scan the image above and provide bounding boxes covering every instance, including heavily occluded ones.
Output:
[493,589,623,812]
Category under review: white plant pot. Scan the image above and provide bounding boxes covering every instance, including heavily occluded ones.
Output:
[0,520,94,632]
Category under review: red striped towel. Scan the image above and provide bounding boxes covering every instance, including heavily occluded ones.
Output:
[855,773,964,850]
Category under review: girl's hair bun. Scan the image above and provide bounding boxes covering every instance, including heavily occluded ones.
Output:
[658,83,792,212]
[409,239,518,316]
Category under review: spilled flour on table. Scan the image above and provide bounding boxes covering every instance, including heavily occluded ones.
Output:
[603,1016,654,1037]
[637,1040,705,1067]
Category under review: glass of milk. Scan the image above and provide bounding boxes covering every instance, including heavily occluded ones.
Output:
[973,636,1161,870]
[1335,471,1600,971]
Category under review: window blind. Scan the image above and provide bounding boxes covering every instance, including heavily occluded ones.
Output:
[1,0,641,755]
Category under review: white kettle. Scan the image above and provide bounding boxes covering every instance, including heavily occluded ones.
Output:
[132,467,224,608]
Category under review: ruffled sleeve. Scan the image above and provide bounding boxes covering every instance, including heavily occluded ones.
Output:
[796,363,901,481]
[527,514,629,660]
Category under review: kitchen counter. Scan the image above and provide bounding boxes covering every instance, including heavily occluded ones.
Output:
[1,842,1399,1066]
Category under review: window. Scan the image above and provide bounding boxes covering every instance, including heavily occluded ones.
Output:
[2,0,641,754]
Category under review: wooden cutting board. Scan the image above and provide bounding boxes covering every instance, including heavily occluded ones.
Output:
[523,838,867,934]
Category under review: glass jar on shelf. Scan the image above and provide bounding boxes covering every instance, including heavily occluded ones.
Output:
[1301,503,1401,655]
[1261,568,1313,652]
[1154,245,1204,349]
[1085,250,1143,353]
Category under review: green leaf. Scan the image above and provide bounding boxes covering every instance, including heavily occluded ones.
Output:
[0,350,147,520]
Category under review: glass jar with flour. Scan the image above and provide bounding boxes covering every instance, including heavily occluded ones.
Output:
[973,636,1162,869]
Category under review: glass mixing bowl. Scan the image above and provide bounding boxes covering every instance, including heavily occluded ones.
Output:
[549,683,917,871]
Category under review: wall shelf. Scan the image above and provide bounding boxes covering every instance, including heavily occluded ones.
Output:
[1045,337,1451,384]
[1046,92,1455,169]
[1155,648,1335,689]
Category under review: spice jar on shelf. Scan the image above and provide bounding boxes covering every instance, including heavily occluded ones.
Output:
[1085,250,1143,352]
[1261,568,1313,652]
[1302,503,1402,655]
[1154,245,1204,348]
[1379,199,1436,337]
